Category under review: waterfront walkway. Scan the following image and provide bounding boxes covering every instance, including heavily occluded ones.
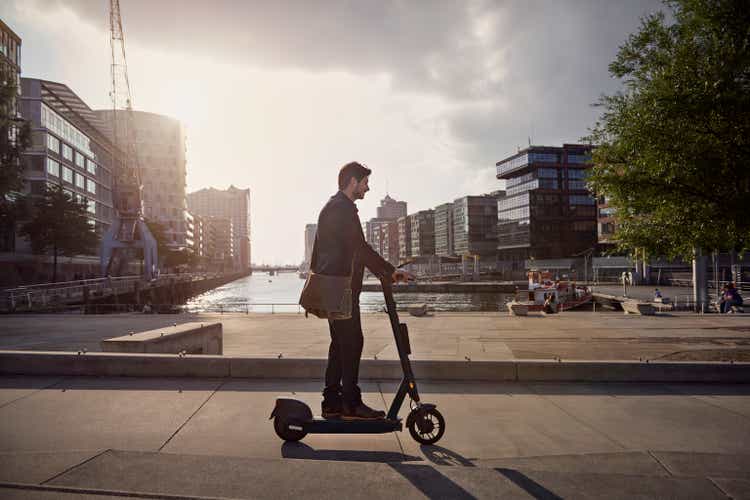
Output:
[1,311,749,361]
[0,375,748,498]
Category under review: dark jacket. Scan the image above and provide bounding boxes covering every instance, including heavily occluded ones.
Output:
[311,191,395,297]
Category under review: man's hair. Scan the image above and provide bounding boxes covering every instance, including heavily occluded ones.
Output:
[338,162,372,191]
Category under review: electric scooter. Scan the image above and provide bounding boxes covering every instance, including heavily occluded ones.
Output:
[270,277,445,445]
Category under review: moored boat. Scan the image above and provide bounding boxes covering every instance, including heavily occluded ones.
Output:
[507,271,592,315]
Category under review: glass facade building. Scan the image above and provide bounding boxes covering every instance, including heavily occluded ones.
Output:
[453,195,498,257]
[495,144,597,260]
[434,202,454,256]
[17,78,117,254]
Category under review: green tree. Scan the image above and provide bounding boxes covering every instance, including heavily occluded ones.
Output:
[586,0,750,259]
[0,65,32,250]
[19,184,99,282]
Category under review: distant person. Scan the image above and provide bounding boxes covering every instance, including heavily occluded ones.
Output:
[304,162,411,420]
[721,283,743,313]
[543,293,557,314]
[654,288,662,300]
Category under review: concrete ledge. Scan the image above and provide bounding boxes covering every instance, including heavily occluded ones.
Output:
[0,351,230,377]
[101,322,223,355]
[516,360,750,382]
[0,351,748,382]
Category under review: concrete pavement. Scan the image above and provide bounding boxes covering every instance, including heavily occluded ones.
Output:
[1,310,749,361]
[0,375,748,498]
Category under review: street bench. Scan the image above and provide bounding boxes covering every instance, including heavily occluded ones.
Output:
[100,322,223,355]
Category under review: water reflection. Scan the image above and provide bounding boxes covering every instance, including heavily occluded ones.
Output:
[186,273,513,313]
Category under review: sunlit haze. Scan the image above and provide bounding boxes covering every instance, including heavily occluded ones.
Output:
[4,0,661,265]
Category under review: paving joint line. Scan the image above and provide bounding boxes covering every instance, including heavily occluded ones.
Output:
[647,450,674,477]
[0,376,68,411]
[662,385,750,422]
[0,480,231,499]
[525,383,629,450]
[706,476,733,499]
[376,381,407,459]
[158,379,227,452]
[40,448,112,485]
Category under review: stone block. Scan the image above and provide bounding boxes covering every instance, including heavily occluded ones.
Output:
[101,322,222,355]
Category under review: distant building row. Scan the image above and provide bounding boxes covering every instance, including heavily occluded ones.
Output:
[0,20,251,279]
[361,144,604,266]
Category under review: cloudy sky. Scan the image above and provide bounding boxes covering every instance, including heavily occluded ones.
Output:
[4,0,663,265]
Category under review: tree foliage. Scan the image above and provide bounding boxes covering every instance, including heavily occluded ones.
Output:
[586,0,750,259]
[0,65,31,243]
[19,184,99,281]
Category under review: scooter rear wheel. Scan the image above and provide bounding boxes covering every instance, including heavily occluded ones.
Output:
[408,407,445,445]
[273,416,307,442]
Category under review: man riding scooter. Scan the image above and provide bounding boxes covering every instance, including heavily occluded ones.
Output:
[303,162,411,420]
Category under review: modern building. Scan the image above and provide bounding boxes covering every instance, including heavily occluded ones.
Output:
[304,223,317,269]
[434,202,455,257]
[453,195,498,257]
[397,215,411,264]
[409,210,435,257]
[376,194,407,220]
[380,220,400,266]
[203,216,233,270]
[18,79,117,245]
[95,110,189,252]
[495,144,597,260]
[365,217,391,253]
[191,213,205,258]
[187,185,251,270]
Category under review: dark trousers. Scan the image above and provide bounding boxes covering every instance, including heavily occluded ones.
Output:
[323,301,363,406]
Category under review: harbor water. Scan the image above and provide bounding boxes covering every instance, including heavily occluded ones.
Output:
[186,272,514,313]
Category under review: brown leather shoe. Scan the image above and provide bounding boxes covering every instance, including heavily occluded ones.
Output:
[342,402,386,420]
[321,400,342,419]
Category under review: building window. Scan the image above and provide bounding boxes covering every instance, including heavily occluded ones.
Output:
[46,158,59,177]
[75,172,85,189]
[86,158,96,175]
[568,180,588,190]
[567,168,588,179]
[86,178,96,194]
[87,199,96,215]
[529,152,559,163]
[569,195,595,206]
[75,151,85,168]
[47,134,60,154]
[62,144,73,162]
[567,153,592,164]
[41,103,97,160]
[62,165,73,183]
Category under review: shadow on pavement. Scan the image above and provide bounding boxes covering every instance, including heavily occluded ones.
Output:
[496,467,563,500]
[421,444,476,467]
[388,463,476,500]
[280,441,420,463]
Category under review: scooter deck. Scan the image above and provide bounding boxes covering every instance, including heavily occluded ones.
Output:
[303,416,402,434]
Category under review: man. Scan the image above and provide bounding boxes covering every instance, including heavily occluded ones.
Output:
[311,162,410,420]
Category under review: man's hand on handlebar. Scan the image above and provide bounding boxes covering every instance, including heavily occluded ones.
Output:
[392,270,415,283]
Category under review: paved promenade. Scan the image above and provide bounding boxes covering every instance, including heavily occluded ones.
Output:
[0,375,748,498]
[1,311,749,361]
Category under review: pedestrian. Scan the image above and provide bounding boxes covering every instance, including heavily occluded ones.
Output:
[721,283,743,313]
[301,162,411,420]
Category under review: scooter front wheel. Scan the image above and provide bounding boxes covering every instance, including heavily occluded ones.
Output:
[407,407,445,445]
[273,416,307,442]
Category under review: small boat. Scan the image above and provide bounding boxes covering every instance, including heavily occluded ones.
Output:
[507,271,592,315]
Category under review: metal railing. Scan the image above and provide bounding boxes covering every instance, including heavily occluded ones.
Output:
[0,272,237,313]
